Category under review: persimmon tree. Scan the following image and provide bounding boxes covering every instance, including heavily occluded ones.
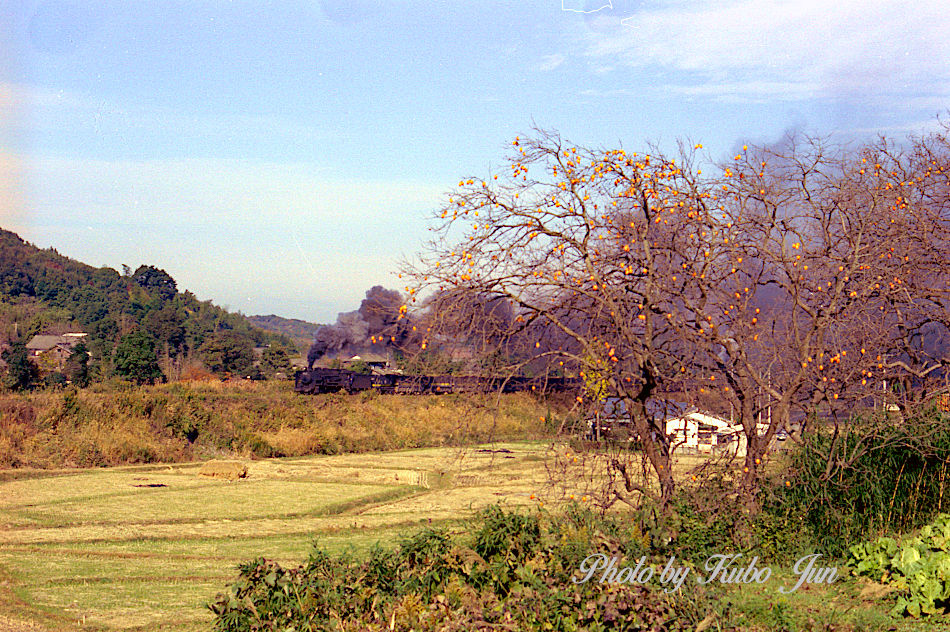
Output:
[417,289,522,374]
[867,130,950,407]
[407,126,950,514]
[666,130,950,503]
[406,129,713,509]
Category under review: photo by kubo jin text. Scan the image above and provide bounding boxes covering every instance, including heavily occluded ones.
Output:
[573,553,837,593]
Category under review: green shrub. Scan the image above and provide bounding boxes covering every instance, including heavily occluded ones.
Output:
[209,506,716,631]
[473,504,540,564]
[630,466,817,565]
[43,372,67,389]
[670,502,736,561]
[244,433,282,458]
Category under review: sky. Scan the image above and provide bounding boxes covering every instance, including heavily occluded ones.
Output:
[1,0,948,323]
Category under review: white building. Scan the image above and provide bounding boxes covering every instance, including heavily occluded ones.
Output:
[665,411,770,457]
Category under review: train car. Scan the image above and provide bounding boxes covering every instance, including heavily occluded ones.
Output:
[294,367,579,396]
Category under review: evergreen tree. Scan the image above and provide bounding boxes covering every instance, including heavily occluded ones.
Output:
[132,265,178,301]
[199,331,254,376]
[113,330,163,384]
[260,346,292,377]
[1,341,36,391]
[64,341,90,387]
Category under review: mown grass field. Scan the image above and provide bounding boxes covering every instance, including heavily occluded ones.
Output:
[0,442,946,632]
[0,442,558,631]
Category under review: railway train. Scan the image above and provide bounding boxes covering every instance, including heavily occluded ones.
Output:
[294,367,580,395]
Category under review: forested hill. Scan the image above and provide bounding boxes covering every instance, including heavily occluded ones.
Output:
[0,227,292,375]
[245,314,322,354]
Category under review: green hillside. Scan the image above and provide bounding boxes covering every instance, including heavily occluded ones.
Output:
[245,313,322,354]
[0,227,292,384]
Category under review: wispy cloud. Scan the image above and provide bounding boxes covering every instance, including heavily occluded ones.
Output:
[665,80,824,103]
[562,0,613,14]
[585,0,950,103]
[539,53,566,72]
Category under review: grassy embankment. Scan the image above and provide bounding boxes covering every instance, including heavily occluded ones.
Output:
[0,380,563,468]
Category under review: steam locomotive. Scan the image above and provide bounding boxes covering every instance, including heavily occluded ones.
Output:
[294,367,580,395]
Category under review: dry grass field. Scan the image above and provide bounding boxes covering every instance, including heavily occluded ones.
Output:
[0,441,565,631]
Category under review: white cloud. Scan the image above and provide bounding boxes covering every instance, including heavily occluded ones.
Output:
[562,0,613,14]
[586,0,950,102]
[665,80,823,103]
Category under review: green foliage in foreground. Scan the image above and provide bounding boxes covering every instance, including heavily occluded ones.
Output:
[850,513,950,618]
[762,409,950,557]
[210,505,718,632]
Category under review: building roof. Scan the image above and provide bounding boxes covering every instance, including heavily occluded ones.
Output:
[347,352,389,364]
[666,411,771,436]
[26,335,84,351]
[669,411,736,429]
[593,397,690,420]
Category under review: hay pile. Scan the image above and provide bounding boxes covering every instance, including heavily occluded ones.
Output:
[197,460,248,481]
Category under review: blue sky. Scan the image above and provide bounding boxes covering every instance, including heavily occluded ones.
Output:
[2,0,948,322]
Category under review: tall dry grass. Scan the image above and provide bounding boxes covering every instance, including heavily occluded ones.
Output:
[0,381,564,468]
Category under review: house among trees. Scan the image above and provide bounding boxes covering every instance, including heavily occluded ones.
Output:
[588,398,778,458]
[25,333,87,372]
[588,398,690,442]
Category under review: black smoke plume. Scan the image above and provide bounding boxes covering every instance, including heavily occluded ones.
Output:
[307,286,410,369]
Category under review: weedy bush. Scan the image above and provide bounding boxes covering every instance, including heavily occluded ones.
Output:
[0,398,38,466]
[473,504,541,564]
[209,505,720,631]
[668,493,740,563]
[762,407,950,558]
[630,469,815,566]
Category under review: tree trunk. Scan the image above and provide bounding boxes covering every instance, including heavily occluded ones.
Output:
[631,398,676,513]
